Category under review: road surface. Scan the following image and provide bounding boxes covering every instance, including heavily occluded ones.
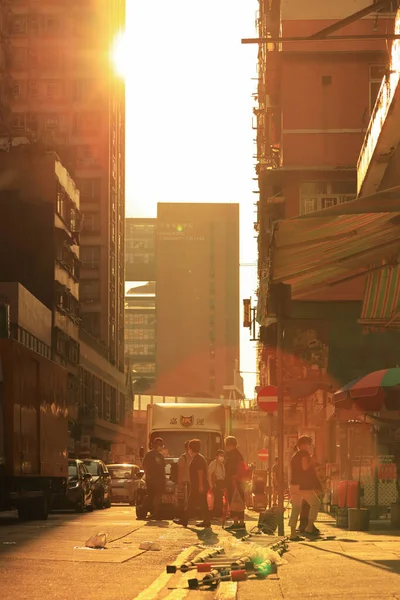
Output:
[0,506,239,600]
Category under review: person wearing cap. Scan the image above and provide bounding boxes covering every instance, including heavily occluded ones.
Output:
[143,437,166,519]
[289,435,320,540]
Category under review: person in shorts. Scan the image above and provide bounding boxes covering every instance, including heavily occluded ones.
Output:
[289,436,320,540]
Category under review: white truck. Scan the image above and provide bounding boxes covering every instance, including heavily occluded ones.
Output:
[146,402,232,460]
[136,402,231,519]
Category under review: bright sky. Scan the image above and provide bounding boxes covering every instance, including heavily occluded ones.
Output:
[123,0,259,398]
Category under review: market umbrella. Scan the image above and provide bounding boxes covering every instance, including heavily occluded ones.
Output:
[334,367,400,411]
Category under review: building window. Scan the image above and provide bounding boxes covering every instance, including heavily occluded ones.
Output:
[44,15,61,35]
[369,65,386,114]
[299,181,357,215]
[26,113,39,132]
[28,81,39,97]
[75,145,97,167]
[81,246,101,267]
[131,343,155,356]
[72,112,100,135]
[12,48,28,69]
[82,212,101,233]
[45,114,59,130]
[131,362,156,374]
[46,80,63,99]
[77,178,101,200]
[28,15,41,35]
[11,16,27,34]
[81,312,101,337]
[12,113,25,130]
[73,79,94,101]
[80,279,100,301]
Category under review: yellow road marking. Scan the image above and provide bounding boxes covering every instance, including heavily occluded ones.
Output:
[131,545,197,600]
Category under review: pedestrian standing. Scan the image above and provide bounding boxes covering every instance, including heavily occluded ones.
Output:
[225,436,247,531]
[288,436,320,540]
[173,439,211,529]
[143,437,166,519]
[177,441,192,489]
[208,450,226,516]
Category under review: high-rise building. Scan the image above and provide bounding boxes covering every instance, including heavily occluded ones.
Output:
[155,203,240,398]
[125,283,157,391]
[8,2,130,460]
[9,0,126,372]
[125,218,156,282]
[0,1,12,132]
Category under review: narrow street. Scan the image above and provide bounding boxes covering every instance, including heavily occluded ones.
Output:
[1,508,400,600]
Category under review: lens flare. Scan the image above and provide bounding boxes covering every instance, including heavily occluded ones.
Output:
[111,31,128,78]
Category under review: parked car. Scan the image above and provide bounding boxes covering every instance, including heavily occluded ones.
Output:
[53,459,94,512]
[83,459,111,509]
[135,458,188,520]
[106,464,144,505]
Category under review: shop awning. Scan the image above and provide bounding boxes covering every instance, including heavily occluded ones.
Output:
[359,262,400,331]
[272,210,400,298]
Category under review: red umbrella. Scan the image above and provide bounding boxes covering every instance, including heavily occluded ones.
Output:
[334,367,400,411]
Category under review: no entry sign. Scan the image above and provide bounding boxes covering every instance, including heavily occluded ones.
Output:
[258,448,269,461]
[257,385,278,413]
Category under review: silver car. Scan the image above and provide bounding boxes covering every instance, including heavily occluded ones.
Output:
[106,463,144,505]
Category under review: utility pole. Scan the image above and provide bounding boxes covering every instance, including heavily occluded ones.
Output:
[276,308,285,536]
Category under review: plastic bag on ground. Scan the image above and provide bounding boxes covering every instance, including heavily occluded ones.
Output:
[220,537,286,566]
[85,532,108,549]
[139,541,161,551]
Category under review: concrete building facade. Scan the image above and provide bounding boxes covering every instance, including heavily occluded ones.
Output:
[155,203,240,398]
[125,218,156,282]
[9,0,126,373]
[255,0,397,383]
[254,0,400,479]
[125,283,157,392]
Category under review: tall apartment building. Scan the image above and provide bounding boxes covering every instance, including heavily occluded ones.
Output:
[0,1,12,132]
[0,145,81,413]
[9,1,126,372]
[7,2,129,459]
[155,203,240,398]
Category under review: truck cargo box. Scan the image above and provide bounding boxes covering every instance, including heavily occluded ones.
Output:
[0,338,68,479]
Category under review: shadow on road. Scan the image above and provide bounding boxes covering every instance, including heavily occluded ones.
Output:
[0,508,104,558]
[301,541,400,575]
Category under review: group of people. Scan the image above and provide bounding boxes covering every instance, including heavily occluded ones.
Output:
[143,433,324,537]
[143,435,248,530]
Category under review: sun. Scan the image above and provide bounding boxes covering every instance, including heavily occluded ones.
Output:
[111,31,129,78]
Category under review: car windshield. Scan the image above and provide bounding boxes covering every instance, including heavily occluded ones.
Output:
[84,461,99,475]
[68,464,78,479]
[108,467,134,479]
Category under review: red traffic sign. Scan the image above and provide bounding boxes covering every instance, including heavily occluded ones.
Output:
[257,385,278,413]
[258,448,269,461]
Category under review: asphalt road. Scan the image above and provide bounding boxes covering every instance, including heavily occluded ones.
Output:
[3,507,397,600]
[0,506,238,600]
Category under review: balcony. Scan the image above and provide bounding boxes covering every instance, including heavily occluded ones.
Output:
[357,9,400,196]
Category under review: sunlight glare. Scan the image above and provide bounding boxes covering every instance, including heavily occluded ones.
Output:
[111,31,129,78]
